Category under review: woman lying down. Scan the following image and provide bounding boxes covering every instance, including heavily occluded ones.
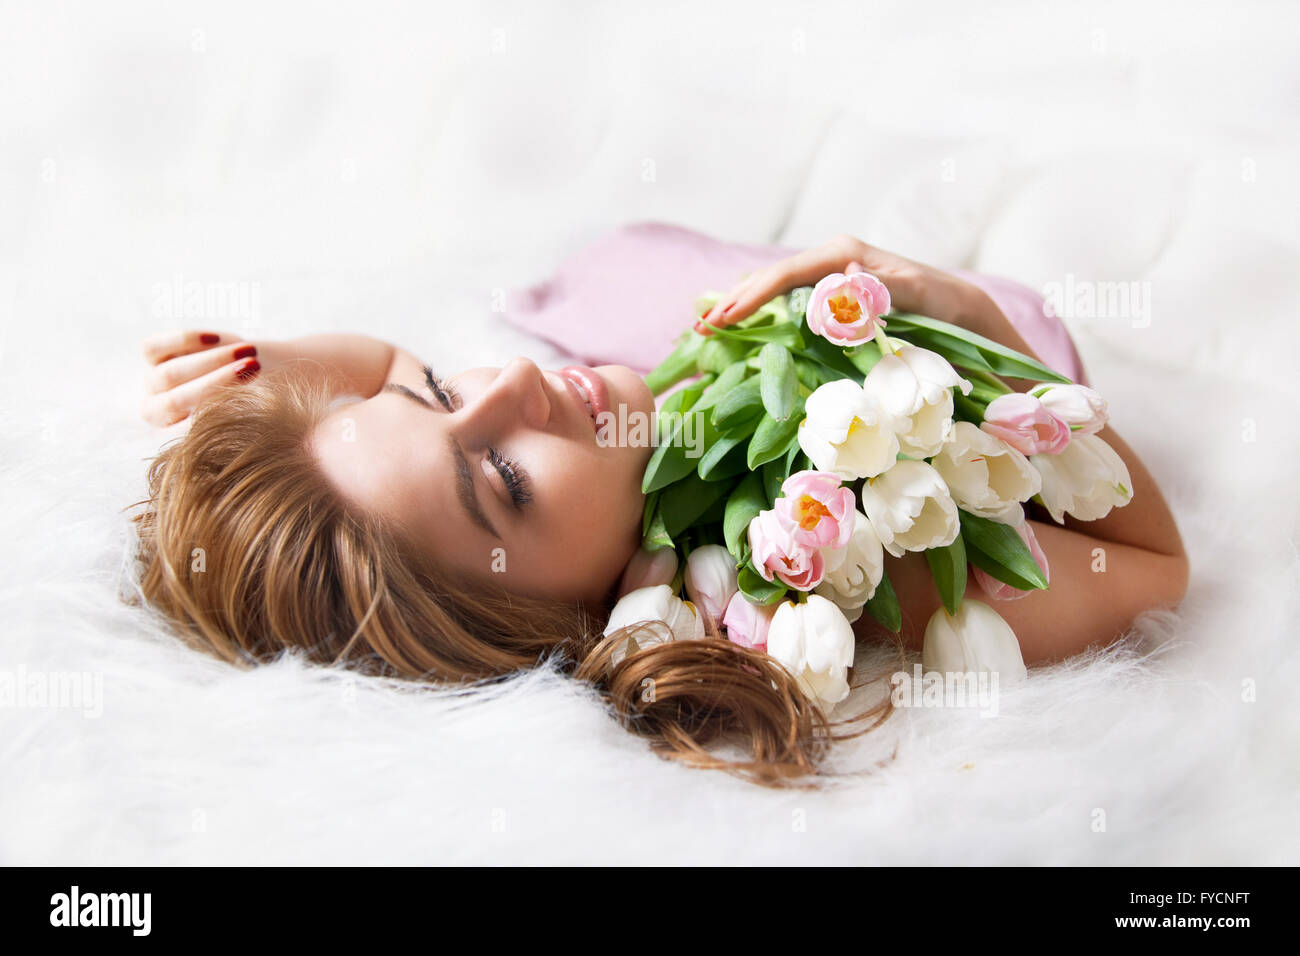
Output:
[131,233,1189,786]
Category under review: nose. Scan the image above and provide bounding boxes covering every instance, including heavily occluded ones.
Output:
[455,356,551,438]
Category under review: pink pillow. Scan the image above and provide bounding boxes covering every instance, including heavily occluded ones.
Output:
[502,221,1088,386]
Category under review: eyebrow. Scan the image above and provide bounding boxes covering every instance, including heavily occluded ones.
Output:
[381,380,501,540]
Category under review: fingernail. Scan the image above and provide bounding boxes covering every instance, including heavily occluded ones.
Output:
[232,345,257,360]
[200,333,220,345]
[236,359,260,382]
[721,303,734,314]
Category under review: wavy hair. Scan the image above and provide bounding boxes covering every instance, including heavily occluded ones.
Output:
[130,367,901,786]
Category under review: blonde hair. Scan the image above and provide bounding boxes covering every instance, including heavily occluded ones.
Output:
[131,368,899,786]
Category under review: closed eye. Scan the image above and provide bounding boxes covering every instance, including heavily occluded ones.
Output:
[424,366,460,411]
[489,447,532,509]
[421,365,532,512]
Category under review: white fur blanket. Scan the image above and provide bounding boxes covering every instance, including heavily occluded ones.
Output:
[2,0,1297,864]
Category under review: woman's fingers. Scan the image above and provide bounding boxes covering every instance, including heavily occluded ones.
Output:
[695,269,780,336]
[146,342,258,394]
[141,329,239,365]
[140,355,261,427]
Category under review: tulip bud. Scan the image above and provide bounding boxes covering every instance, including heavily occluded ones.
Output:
[921,599,1027,685]
[604,584,705,666]
[766,595,857,715]
[617,545,678,599]
[683,545,738,634]
[721,590,779,651]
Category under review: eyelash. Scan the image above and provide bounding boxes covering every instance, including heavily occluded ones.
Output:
[425,366,532,510]
[424,366,459,411]
[489,447,533,509]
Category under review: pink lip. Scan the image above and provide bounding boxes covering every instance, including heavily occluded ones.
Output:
[559,365,610,436]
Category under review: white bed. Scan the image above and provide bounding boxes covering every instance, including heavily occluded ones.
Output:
[2,0,1297,864]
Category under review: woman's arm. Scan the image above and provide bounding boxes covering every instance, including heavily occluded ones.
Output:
[140,330,416,426]
[936,277,1188,562]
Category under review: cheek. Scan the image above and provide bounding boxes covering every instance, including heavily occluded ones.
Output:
[530,445,644,562]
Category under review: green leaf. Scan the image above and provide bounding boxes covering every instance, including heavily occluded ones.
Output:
[799,333,867,381]
[698,334,753,374]
[710,375,764,430]
[747,396,805,470]
[794,357,826,390]
[737,565,788,606]
[659,471,729,538]
[843,344,884,377]
[761,455,787,505]
[886,313,1073,383]
[644,331,706,395]
[758,342,798,422]
[952,391,987,424]
[642,505,672,551]
[692,362,749,413]
[925,534,968,616]
[642,378,714,493]
[865,570,901,633]
[641,489,660,538]
[699,317,803,350]
[958,509,1049,590]
[698,428,749,480]
[723,472,766,561]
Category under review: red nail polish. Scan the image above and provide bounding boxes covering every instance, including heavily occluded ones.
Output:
[200,333,220,345]
[236,359,260,382]
[232,345,257,360]
[721,303,734,314]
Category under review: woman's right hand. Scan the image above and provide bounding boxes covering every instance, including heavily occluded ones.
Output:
[139,330,263,426]
[695,234,959,334]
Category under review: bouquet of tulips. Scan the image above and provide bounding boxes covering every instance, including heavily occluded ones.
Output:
[606,270,1133,714]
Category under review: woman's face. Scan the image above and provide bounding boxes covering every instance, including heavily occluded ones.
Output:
[311,356,655,605]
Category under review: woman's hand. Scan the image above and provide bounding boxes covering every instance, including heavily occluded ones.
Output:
[695,234,958,335]
[140,331,407,427]
[140,330,263,426]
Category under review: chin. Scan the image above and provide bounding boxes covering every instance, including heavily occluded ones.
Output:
[597,364,654,420]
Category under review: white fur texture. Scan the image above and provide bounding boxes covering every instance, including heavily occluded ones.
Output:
[2,0,1298,864]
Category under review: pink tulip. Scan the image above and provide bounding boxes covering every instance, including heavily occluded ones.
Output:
[722,591,780,651]
[973,520,1051,600]
[775,470,856,550]
[616,545,678,599]
[747,509,825,591]
[980,392,1071,456]
[805,271,891,346]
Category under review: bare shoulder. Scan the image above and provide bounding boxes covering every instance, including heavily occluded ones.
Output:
[857,519,1189,666]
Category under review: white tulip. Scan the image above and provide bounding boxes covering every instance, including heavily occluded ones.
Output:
[1030,433,1133,524]
[858,460,961,558]
[863,345,973,459]
[603,584,705,666]
[797,378,900,480]
[683,544,739,634]
[931,421,1042,525]
[767,595,857,715]
[814,509,884,622]
[1030,383,1108,436]
[922,598,1027,685]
